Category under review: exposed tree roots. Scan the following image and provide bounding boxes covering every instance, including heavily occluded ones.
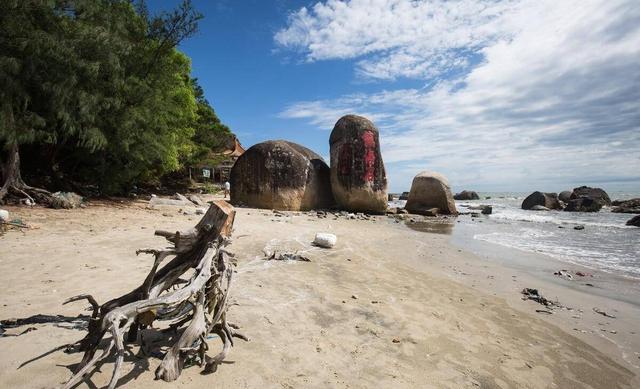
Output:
[60,200,246,388]
[0,142,54,206]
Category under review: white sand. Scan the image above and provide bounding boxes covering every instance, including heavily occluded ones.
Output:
[0,197,637,388]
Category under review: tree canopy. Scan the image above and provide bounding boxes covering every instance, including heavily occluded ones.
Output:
[0,0,234,200]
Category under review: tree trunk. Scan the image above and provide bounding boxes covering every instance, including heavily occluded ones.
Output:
[0,142,25,202]
[0,141,53,205]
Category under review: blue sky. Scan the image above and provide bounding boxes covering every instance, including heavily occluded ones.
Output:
[152,0,640,193]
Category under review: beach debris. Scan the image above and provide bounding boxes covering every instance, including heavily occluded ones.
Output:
[56,201,247,388]
[392,338,400,343]
[264,251,310,262]
[521,288,560,308]
[535,309,553,314]
[188,194,204,206]
[575,271,590,277]
[173,192,189,202]
[351,295,358,299]
[593,307,616,318]
[150,197,191,207]
[313,233,337,248]
[0,209,9,222]
[195,207,206,215]
[554,270,573,280]
[50,191,83,209]
[574,225,585,230]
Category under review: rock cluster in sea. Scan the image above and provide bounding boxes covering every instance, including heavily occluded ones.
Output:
[520,186,609,213]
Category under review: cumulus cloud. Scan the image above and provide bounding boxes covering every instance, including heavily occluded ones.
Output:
[275,0,640,191]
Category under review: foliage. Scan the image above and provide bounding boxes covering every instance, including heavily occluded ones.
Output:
[0,0,233,196]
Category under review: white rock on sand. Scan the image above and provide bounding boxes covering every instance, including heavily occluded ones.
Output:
[313,232,337,248]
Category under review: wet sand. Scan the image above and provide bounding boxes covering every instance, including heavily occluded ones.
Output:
[0,197,638,388]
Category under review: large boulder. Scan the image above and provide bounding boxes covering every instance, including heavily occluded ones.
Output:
[521,191,562,210]
[558,190,573,203]
[570,186,611,206]
[453,190,480,200]
[230,140,334,211]
[626,215,640,227]
[329,115,387,213]
[405,171,457,215]
[564,197,602,212]
[611,198,640,214]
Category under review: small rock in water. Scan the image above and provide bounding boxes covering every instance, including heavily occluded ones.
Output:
[313,233,337,248]
[574,225,585,230]
[530,205,550,211]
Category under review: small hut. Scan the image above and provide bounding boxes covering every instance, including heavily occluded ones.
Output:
[190,138,245,184]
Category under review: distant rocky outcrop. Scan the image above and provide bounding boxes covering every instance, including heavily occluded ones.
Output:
[626,215,640,227]
[570,186,611,206]
[564,197,602,212]
[405,171,457,215]
[558,191,573,203]
[611,198,640,214]
[521,191,562,210]
[330,115,387,213]
[399,192,409,200]
[453,190,480,200]
[230,140,334,211]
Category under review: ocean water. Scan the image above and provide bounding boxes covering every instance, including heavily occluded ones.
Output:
[391,191,640,279]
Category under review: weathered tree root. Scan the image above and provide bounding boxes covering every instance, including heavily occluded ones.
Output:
[62,200,246,388]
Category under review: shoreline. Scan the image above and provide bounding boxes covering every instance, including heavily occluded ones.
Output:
[396,216,640,373]
[0,199,637,388]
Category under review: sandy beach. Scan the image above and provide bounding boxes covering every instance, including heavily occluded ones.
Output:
[1,197,638,388]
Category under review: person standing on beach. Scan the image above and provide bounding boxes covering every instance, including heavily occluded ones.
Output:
[224,181,230,199]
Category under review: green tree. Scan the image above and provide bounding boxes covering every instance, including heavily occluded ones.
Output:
[0,0,211,200]
[185,78,234,168]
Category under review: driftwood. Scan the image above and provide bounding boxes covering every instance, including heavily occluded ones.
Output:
[62,200,246,388]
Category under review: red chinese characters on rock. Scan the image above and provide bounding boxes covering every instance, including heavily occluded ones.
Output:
[361,130,376,182]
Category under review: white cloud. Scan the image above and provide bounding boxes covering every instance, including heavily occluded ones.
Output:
[276,0,640,191]
[275,0,518,80]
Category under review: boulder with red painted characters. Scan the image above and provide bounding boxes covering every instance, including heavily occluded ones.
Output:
[329,115,387,213]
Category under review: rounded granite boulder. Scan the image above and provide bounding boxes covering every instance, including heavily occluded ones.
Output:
[405,171,457,215]
[230,140,334,211]
[329,115,387,213]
